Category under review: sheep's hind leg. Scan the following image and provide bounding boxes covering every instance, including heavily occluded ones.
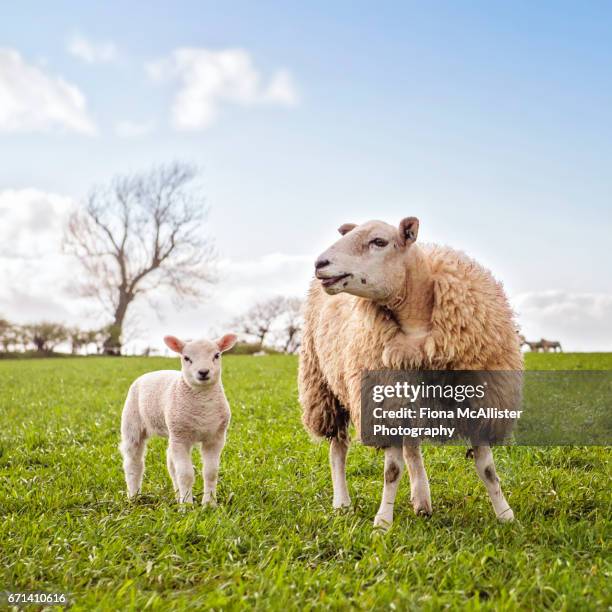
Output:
[473,446,514,522]
[403,443,432,516]
[330,435,351,509]
[374,446,404,529]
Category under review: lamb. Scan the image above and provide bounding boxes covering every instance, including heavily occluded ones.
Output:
[299,217,523,528]
[119,333,237,506]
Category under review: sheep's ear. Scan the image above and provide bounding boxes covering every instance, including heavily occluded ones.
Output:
[164,335,185,354]
[338,223,357,236]
[398,217,419,246]
[217,333,238,353]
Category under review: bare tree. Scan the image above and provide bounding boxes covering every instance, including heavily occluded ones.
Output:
[279,297,303,353]
[64,162,216,354]
[232,296,286,347]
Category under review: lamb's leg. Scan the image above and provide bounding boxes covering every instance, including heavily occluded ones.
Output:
[403,444,432,516]
[169,438,194,505]
[200,441,224,506]
[166,447,179,502]
[374,446,404,529]
[330,436,351,509]
[120,437,146,499]
[473,446,514,522]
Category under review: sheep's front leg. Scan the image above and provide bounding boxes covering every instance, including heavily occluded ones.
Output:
[169,438,194,505]
[403,444,432,516]
[330,437,351,508]
[374,446,404,529]
[120,437,147,499]
[200,441,224,506]
[473,446,514,522]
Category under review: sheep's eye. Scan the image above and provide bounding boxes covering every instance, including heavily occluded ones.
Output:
[370,238,388,248]
[213,352,220,360]
[183,356,192,364]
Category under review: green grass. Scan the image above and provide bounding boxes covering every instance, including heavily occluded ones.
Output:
[0,353,610,610]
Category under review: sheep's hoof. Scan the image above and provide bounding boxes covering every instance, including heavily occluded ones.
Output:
[497,508,515,522]
[412,498,432,517]
[202,498,218,508]
[373,514,393,530]
[414,504,432,517]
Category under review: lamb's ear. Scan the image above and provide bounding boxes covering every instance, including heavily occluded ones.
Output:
[398,217,419,246]
[217,333,238,353]
[338,223,357,236]
[164,335,185,354]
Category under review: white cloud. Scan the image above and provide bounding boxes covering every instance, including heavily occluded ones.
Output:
[114,119,154,138]
[0,189,85,324]
[0,188,73,258]
[512,291,612,351]
[147,48,299,130]
[67,34,117,64]
[0,49,96,134]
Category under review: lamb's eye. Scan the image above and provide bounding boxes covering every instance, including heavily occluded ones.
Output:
[183,356,192,364]
[370,238,388,248]
[213,352,220,360]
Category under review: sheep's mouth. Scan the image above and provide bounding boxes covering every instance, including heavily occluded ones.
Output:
[318,273,351,288]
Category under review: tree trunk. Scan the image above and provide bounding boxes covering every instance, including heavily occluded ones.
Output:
[103,292,131,355]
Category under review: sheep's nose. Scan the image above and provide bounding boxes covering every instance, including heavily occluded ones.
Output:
[315,258,330,270]
[198,369,210,379]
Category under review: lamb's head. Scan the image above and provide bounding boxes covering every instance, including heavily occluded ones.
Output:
[314,217,419,301]
[163,333,238,387]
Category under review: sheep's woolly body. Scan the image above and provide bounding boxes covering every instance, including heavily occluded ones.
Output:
[299,243,523,440]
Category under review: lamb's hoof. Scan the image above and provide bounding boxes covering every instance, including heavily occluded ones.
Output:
[497,508,515,522]
[178,502,193,513]
[333,497,352,511]
[202,498,218,508]
[373,513,393,531]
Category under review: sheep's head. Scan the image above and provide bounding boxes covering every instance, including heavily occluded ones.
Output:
[163,333,237,387]
[314,217,419,301]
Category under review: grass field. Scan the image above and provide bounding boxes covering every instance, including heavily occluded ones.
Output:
[0,353,610,610]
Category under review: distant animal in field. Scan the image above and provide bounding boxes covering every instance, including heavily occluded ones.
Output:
[519,335,544,352]
[540,339,563,352]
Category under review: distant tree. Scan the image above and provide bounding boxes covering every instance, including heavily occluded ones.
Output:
[64,162,216,355]
[0,317,14,352]
[67,327,88,355]
[13,325,31,352]
[278,297,303,353]
[232,296,286,347]
[24,322,68,353]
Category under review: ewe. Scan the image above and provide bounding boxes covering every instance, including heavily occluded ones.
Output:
[120,333,237,506]
[299,218,522,528]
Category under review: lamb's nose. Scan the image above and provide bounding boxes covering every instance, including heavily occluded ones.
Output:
[315,258,330,270]
[198,369,210,378]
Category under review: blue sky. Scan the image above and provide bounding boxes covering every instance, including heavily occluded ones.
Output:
[1,1,611,350]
